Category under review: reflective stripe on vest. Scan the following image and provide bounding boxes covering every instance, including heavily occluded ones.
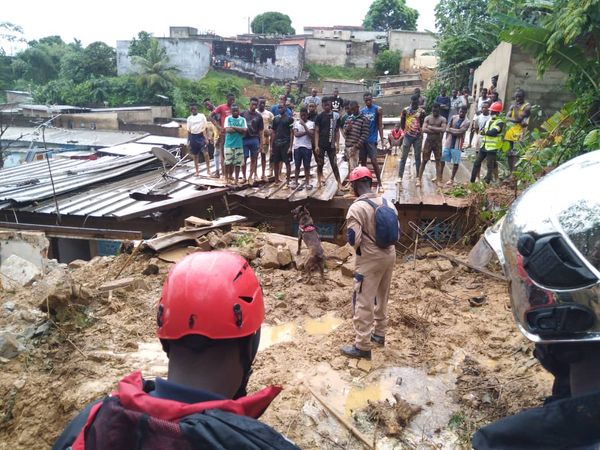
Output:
[481,117,504,151]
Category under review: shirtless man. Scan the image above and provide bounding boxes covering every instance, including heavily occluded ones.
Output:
[418,103,447,186]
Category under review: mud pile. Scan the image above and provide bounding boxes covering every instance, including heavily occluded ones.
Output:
[0,228,550,449]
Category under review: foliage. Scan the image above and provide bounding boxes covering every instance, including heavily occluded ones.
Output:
[375,50,401,75]
[423,79,451,113]
[128,31,153,58]
[491,0,600,186]
[251,12,295,35]
[131,39,179,92]
[363,0,419,31]
[304,63,376,81]
[0,22,26,55]
[434,0,500,89]
[59,41,116,84]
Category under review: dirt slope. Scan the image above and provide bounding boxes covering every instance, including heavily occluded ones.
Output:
[0,236,550,449]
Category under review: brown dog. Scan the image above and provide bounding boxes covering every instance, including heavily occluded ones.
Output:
[291,205,325,281]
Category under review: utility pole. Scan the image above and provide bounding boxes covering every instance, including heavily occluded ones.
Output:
[248,17,251,34]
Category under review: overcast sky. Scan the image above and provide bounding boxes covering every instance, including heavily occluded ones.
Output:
[2,0,438,51]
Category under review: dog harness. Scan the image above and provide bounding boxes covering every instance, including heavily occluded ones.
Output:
[300,225,316,233]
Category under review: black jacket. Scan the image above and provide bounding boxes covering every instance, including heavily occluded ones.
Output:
[472,389,600,449]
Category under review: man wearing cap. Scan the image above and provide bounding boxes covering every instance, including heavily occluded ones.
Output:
[341,167,399,360]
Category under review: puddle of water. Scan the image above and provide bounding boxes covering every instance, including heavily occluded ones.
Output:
[303,312,344,336]
[258,322,297,351]
[304,362,459,447]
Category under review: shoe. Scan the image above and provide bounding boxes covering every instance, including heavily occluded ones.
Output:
[371,334,385,346]
[445,180,454,186]
[340,345,371,360]
[415,179,421,187]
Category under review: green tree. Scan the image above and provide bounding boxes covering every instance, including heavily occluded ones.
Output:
[0,22,26,55]
[375,50,401,75]
[434,0,500,88]
[131,39,179,92]
[363,0,419,31]
[251,12,295,35]
[128,31,153,58]
[83,42,116,78]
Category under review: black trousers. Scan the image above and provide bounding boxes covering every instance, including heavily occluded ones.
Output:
[470,149,497,183]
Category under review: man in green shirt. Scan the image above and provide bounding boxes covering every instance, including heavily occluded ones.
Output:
[224,105,247,186]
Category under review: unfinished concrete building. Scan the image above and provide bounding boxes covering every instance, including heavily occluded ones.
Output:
[472,42,572,119]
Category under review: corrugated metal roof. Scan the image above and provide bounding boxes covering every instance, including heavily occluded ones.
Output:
[0,154,156,207]
[21,163,227,220]
[1,126,148,147]
[97,143,156,157]
[136,135,186,146]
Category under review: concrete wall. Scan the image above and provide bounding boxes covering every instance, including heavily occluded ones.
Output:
[323,80,367,94]
[373,94,413,116]
[473,42,570,121]
[53,113,119,130]
[472,42,513,103]
[389,30,436,58]
[5,91,33,104]
[0,231,49,270]
[117,38,211,81]
[506,46,571,120]
[217,44,303,81]
[305,38,377,68]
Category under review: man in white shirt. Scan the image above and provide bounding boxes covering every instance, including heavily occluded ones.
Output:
[303,88,322,109]
[187,104,210,177]
[291,107,315,190]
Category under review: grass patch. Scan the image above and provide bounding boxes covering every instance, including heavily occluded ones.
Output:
[305,63,377,82]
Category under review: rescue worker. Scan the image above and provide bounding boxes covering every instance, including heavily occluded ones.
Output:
[341,167,399,360]
[470,101,504,184]
[53,252,300,450]
[504,88,531,175]
[472,150,600,449]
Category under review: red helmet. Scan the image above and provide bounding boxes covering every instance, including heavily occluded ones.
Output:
[348,166,373,182]
[157,251,264,341]
[490,101,503,113]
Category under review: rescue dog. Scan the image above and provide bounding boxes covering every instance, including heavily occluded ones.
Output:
[291,205,325,281]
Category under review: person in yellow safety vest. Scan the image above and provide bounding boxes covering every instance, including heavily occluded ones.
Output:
[470,101,505,183]
[505,89,531,174]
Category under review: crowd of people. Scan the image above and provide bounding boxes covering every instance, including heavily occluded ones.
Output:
[185,81,531,195]
[390,83,531,188]
[185,83,390,194]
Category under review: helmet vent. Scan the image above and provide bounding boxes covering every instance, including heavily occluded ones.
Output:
[188,314,196,329]
[233,304,243,327]
[233,270,243,282]
[156,304,164,327]
[239,296,253,303]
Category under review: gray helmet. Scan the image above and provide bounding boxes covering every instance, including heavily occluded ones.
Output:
[485,150,600,343]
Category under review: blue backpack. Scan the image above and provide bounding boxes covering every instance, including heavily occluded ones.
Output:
[359,198,399,248]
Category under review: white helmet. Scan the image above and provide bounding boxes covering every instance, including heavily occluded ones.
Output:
[485,150,600,343]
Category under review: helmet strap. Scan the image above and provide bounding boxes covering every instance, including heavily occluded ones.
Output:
[233,329,261,400]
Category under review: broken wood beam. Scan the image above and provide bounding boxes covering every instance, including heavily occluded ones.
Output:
[0,221,142,241]
[434,252,506,281]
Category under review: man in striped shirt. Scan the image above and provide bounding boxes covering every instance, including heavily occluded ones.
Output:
[342,100,370,173]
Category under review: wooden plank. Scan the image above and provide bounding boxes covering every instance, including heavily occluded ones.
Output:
[0,221,142,241]
[143,215,246,251]
[184,216,213,228]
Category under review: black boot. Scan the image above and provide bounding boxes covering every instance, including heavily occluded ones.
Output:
[370,334,385,346]
[340,344,371,360]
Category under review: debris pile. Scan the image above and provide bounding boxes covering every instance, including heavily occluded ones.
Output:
[0,221,552,449]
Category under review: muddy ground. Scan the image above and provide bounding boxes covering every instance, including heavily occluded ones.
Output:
[0,232,551,449]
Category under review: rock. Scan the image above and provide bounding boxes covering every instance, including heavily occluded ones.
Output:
[258,244,281,269]
[33,322,51,338]
[0,332,25,359]
[331,357,346,370]
[2,301,15,312]
[0,254,41,291]
[207,232,222,249]
[194,236,212,251]
[322,242,354,263]
[357,359,372,372]
[142,264,159,276]
[229,246,259,262]
[13,378,26,390]
[68,259,87,270]
[37,267,93,313]
[277,246,293,267]
[436,259,454,271]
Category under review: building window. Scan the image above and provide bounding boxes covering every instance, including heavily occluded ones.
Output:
[320,43,326,47]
